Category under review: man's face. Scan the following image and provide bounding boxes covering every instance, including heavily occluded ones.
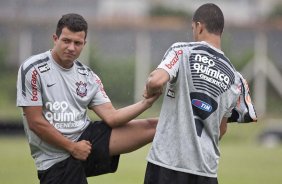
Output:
[52,27,86,65]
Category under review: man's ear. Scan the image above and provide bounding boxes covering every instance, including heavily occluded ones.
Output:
[196,22,204,34]
[52,34,58,42]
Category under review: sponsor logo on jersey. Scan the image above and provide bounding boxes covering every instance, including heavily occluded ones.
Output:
[38,63,50,73]
[47,83,56,87]
[95,79,108,98]
[76,81,87,97]
[77,68,89,75]
[167,89,175,98]
[191,99,212,112]
[45,101,83,128]
[31,69,39,101]
[190,92,218,119]
[193,54,230,89]
[165,50,183,69]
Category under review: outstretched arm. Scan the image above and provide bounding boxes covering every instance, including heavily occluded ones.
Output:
[23,106,92,160]
[144,69,170,98]
[91,92,161,128]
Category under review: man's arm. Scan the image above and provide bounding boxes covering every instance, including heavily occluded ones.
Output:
[91,92,160,128]
[219,117,228,140]
[23,106,92,160]
[144,69,170,98]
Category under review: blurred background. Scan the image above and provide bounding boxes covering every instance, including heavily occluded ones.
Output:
[0,0,282,183]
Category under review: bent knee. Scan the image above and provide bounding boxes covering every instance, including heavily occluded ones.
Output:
[145,118,158,129]
[144,118,158,139]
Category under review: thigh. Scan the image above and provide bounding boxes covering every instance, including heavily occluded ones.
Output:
[78,121,120,177]
[109,118,157,156]
[144,162,218,184]
[38,157,87,184]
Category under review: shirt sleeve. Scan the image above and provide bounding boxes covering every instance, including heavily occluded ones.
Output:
[223,107,233,118]
[227,72,257,123]
[16,65,43,107]
[157,43,184,82]
[223,75,241,118]
[88,73,111,107]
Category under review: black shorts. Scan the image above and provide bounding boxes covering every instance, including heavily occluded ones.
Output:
[38,121,120,184]
[144,162,218,184]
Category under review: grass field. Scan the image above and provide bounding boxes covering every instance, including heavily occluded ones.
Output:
[1,121,282,184]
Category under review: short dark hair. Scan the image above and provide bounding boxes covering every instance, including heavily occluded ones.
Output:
[56,13,88,38]
[192,3,224,35]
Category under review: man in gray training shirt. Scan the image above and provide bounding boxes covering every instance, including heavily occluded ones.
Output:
[144,3,251,184]
[17,13,160,184]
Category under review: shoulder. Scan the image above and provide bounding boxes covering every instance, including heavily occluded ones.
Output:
[74,60,93,75]
[163,42,190,59]
[165,42,203,56]
[169,42,197,50]
[171,41,206,49]
[20,51,51,73]
[74,60,101,79]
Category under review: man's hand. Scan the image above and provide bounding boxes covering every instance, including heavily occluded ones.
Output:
[144,68,169,100]
[143,88,162,106]
[69,140,92,160]
[143,87,163,99]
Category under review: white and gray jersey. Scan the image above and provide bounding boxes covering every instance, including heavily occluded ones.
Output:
[147,41,241,177]
[17,50,110,170]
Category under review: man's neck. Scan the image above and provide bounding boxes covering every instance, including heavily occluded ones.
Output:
[51,50,73,69]
[199,34,221,50]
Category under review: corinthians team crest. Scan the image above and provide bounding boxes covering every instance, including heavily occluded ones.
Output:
[76,81,87,97]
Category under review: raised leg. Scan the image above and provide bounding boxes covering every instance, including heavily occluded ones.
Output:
[109,118,158,156]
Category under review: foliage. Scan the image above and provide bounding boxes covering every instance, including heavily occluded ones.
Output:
[0,69,20,121]
[149,5,192,19]
[0,44,8,74]
[89,52,135,106]
[0,42,19,120]
[222,34,254,70]
[269,3,282,19]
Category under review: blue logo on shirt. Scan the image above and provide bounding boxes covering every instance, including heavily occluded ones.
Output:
[192,99,212,112]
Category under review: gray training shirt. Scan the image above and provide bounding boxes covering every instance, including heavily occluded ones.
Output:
[17,50,110,170]
[147,41,241,177]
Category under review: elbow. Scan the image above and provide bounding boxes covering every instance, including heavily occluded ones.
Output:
[27,120,40,133]
[219,125,227,140]
[146,69,169,91]
[222,124,228,135]
[147,77,164,91]
[103,116,120,128]
[26,117,37,131]
[28,122,36,132]
[26,118,45,134]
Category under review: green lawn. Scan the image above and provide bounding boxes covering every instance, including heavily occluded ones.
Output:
[1,121,282,184]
